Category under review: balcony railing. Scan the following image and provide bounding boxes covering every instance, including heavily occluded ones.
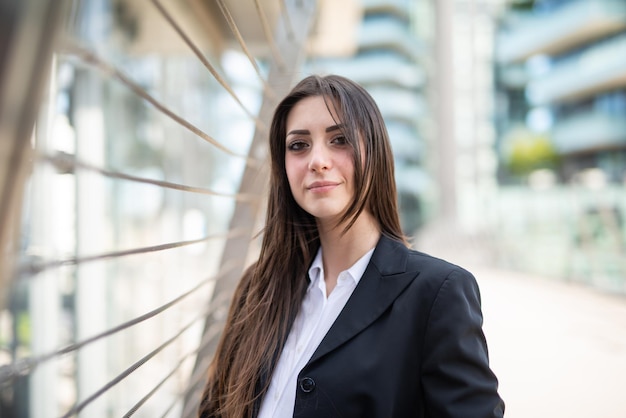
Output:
[316,53,425,89]
[552,111,626,154]
[496,0,626,63]
[526,33,626,105]
[361,0,412,18]
[358,17,421,58]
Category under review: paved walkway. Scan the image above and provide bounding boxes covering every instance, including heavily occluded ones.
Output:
[414,226,626,418]
[474,267,626,418]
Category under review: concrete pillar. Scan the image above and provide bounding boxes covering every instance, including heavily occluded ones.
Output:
[433,0,457,223]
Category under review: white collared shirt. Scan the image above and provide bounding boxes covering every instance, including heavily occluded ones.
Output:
[257,246,375,418]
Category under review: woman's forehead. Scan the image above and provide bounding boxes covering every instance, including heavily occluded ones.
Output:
[286,95,343,127]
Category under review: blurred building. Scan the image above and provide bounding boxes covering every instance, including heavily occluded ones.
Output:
[495,0,626,182]
[493,0,626,293]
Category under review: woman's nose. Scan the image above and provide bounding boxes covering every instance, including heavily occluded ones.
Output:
[308,144,330,172]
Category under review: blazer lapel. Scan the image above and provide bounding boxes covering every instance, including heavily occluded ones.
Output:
[306,235,419,365]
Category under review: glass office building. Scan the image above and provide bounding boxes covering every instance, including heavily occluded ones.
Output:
[493,0,626,292]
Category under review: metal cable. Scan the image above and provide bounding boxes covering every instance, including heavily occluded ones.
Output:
[158,395,182,418]
[0,260,238,386]
[59,306,215,418]
[125,322,224,418]
[150,0,269,133]
[122,349,195,418]
[253,0,286,70]
[41,151,259,202]
[17,228,247,279]
[58,39,260,168]
[215,0,277,102]
[158,322,224,418]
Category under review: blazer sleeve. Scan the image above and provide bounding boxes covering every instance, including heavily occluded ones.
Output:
[421,268,505,418]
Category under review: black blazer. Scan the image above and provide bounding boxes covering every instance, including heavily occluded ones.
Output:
[291,235,504,417]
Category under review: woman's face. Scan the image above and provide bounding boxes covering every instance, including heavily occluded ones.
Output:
[284,95,355,224]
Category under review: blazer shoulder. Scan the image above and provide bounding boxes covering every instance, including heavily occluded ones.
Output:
[405,247,477,285]
[405,246,463,270]
[373,235,476,284]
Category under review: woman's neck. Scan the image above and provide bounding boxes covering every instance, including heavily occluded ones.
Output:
[317,212,381,294]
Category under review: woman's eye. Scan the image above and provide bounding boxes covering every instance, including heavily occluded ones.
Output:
[287,141,308,151]
[332,136,347,145]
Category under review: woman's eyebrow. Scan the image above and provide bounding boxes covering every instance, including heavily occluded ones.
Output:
[287,129,309,136]
[326,124,344,133]
[287,124,344,136]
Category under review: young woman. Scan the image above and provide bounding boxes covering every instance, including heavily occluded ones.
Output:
[199,75,504,418]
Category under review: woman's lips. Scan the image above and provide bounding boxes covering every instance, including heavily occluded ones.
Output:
[307,181,339,193]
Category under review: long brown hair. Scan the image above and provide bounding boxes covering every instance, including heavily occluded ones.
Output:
[198,75,406,418]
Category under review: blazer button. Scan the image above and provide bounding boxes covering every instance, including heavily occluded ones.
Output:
[299,377,315,393]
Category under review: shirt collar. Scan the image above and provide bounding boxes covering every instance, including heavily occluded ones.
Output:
[307,245,375,289]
